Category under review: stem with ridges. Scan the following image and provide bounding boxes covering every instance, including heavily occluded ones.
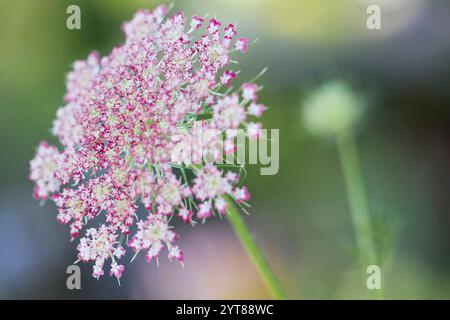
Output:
[225,196,286,299]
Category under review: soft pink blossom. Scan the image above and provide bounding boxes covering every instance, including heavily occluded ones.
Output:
[235,37,248,52]
[29,5,267,280]
[242,82,258,101]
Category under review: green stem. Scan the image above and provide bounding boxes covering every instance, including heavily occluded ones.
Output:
[336,129,383,299]
[225,196,286,299]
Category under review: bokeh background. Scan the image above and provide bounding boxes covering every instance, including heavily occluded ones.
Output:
[1,0,449,299]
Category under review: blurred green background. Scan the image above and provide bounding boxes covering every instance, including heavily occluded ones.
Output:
[0,0,449,299]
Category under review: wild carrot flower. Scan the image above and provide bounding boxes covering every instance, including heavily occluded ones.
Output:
[301,81,381,298]
[301,81,364,137]
[29,5,267,281]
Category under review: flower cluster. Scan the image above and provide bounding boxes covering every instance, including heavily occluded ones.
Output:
[29,5,266,281]
[301,81,363,136]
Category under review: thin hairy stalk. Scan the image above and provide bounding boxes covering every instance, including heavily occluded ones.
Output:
[336,129,383,299]
[225,196,286,299]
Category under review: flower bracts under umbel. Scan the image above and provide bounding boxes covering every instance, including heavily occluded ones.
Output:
[29,5,266,281]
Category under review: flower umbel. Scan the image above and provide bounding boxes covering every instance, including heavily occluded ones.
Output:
[301,81,381,299]
[29,5,268,281]
[301,81,364,137]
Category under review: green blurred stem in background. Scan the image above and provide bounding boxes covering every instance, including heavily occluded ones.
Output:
[336,129,383,299]
[225,196,286,300]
